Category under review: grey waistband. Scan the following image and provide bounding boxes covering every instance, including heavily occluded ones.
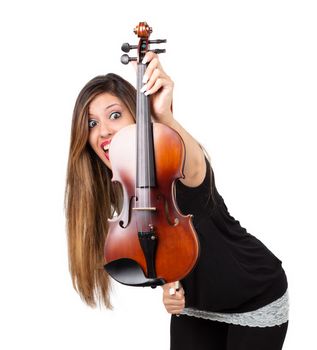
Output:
[181,290,289,328]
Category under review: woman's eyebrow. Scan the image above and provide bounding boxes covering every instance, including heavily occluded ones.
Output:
[105,103,121,110]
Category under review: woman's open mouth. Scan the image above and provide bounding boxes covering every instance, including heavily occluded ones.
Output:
[100,140,111,160]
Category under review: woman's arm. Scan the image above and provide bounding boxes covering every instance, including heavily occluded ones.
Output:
[164,118,206,187]
[140,52,206,187]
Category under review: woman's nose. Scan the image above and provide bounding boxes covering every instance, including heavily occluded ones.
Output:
[99,122,113,138]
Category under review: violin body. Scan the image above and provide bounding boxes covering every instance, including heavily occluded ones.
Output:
[105,123,199,284]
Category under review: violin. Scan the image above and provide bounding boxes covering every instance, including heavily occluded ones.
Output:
[104,22,199,287]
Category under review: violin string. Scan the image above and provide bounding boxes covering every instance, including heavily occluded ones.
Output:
[143,64,147,234]
[137,63,142,236]
[142,61,151,231]
[141,64,145,233]
[146,63,151,233]
[141,61,150,234]
[141,63,147,234]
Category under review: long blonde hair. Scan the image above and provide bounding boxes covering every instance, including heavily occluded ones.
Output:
[65,74,136,308]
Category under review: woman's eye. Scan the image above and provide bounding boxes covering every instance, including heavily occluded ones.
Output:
[109,112,121,120]
[88,120,98,128]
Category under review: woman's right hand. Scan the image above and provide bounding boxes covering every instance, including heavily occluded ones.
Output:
[162,281,185,315]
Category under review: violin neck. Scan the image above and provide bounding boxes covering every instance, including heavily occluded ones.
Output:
[136,63,156,188]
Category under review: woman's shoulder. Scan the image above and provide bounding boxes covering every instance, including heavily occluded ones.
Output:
[177,142,207,188]
[175,157,223,219]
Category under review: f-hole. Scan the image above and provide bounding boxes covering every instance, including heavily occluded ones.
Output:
[157,194,179,226]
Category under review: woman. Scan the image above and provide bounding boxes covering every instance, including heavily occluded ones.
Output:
[65,52,289,349]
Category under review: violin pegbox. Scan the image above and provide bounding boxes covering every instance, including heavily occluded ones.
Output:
[120,21,167,65]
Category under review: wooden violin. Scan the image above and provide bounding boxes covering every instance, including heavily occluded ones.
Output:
[104,22,199,287]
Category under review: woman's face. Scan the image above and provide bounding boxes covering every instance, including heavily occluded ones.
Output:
[88,92,135,169]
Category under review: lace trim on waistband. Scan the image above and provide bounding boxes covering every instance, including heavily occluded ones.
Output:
[181,290,289,328]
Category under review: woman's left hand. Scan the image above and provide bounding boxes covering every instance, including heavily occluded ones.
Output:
[162,281,185,315]
[140,52,174,125]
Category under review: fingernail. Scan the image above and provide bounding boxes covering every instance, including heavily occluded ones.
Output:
[142,74,148,84]
[140,84,147,93]
[169,287,176,296]
[144,90,150,96]
[142,56,147,64]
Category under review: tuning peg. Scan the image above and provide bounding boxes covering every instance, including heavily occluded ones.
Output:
[121,43,138,53]
[148,39,167,44]
[120,54,137,65]
[149,49,166,54]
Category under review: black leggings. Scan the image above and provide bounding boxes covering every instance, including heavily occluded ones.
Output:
[170,315,288,350]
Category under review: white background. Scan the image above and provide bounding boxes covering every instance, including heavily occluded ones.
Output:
[0,0,316,349]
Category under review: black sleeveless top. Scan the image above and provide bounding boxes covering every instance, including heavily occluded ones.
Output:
[175,159,288,313]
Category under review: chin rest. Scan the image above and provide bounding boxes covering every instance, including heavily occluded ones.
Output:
[104,258,166,287]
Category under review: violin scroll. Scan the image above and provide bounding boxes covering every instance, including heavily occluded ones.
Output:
[134,22,152,38]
